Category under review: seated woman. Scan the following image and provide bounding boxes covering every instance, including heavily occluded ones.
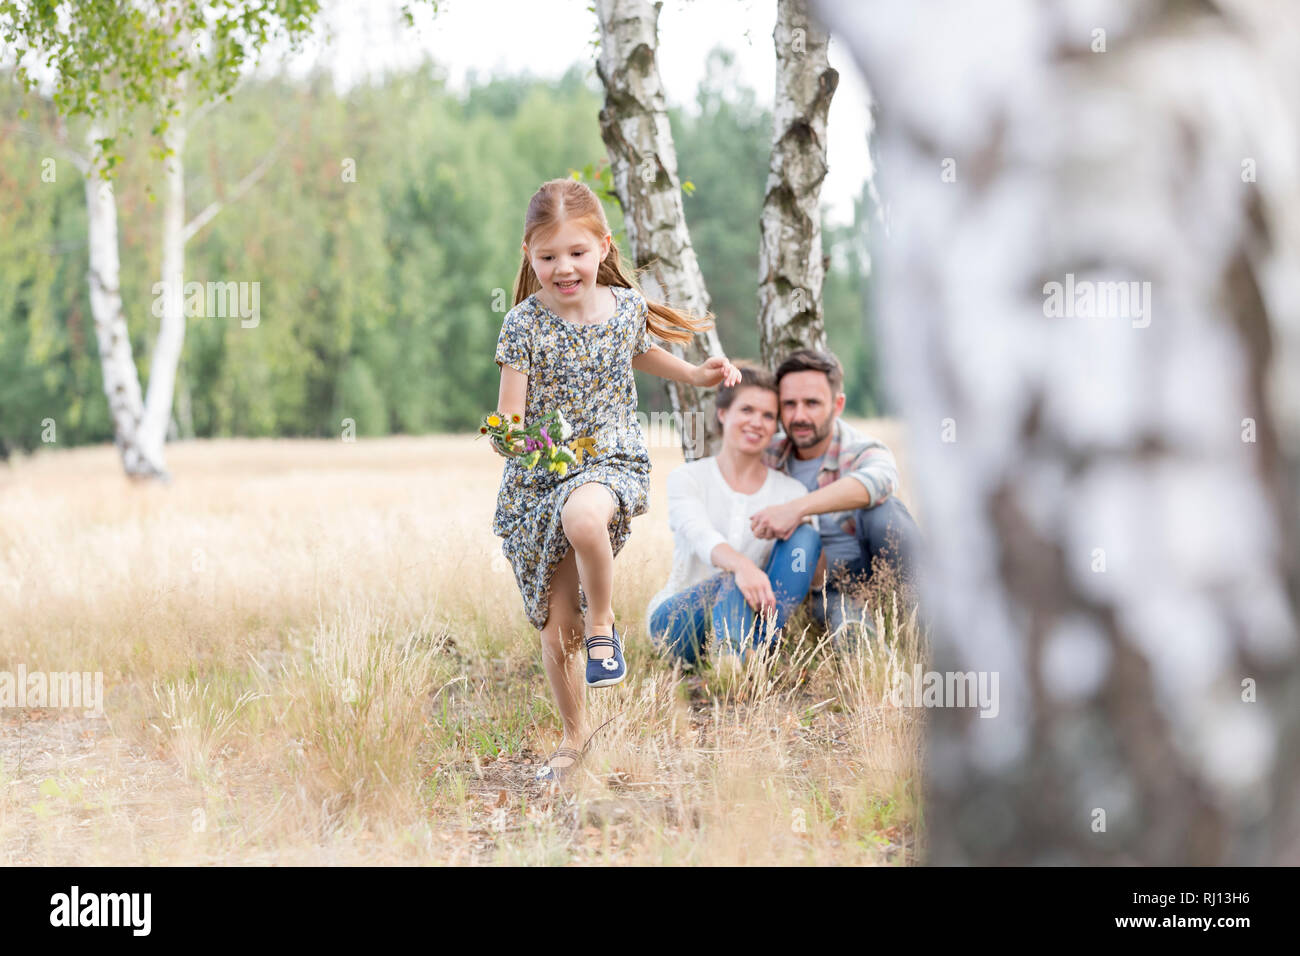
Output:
[646,364,824,666]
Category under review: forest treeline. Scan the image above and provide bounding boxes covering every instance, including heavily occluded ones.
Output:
[0,50,878,453]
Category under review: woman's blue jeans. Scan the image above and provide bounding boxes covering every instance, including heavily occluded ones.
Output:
[648,524,823,665]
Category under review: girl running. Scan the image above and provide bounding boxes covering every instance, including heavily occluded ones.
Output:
[491,178,739,783]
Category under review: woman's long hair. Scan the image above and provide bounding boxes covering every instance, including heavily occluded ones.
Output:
[511,178,713,345]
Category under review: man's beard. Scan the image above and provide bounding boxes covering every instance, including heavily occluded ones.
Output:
[788,416,830,449]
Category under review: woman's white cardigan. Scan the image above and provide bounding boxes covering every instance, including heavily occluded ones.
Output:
[645,457,812,628]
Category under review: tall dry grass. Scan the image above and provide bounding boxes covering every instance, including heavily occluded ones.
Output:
[0,421,925,864]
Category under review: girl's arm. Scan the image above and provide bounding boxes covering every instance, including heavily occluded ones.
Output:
[498,364,527,419]
[633,344,741,388]
[492,365,528,457]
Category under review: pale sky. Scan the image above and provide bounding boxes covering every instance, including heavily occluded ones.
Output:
[269,0,871,225]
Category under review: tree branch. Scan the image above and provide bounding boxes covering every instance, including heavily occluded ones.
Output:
[53,114,91,174]
[12,117,91,174]
[182,137,284,246]
[183,76,249,131]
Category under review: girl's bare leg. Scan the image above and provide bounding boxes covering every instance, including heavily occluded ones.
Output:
[540,547,587,767]
[560,482,618,653]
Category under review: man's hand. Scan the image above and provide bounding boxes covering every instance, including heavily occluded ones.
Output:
[750,500,806,540]
[733,561,776,613]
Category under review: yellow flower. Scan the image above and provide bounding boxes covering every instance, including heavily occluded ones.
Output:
[486,414,502,428]
[552,461,569,477]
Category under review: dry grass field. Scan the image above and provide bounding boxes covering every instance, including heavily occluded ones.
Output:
[0,419,926,865]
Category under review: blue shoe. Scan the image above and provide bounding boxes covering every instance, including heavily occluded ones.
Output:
[585,625,627,687]
[534,746,584,785]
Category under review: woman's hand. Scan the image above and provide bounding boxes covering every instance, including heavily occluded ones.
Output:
[692,355,742,389]
[733,561,777,614]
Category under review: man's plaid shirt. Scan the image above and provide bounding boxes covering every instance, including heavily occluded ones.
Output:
[763,418,899,536]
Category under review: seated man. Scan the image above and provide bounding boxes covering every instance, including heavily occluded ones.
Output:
[751,349,921,645]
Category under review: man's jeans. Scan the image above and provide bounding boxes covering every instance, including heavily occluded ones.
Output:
[649,524,823,665]
[807,496,921,644]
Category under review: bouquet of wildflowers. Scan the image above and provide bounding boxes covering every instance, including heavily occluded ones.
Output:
[479,408,597,477]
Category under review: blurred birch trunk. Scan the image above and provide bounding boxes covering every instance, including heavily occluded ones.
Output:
[814,0,1300,863]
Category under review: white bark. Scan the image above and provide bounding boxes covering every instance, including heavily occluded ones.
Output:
[758,0,837,367]
[815,0,1300,863]
[594,0,726,459]
[83,119,165,479]
[131,72,276,476]
[135,87,187,475]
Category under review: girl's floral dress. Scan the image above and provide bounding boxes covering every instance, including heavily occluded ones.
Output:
[492,284,654,630]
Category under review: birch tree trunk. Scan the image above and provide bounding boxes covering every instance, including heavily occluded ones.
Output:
[758,0,837,367]
[134,78,188,476]
[97,66,273,479]
[814,0,1300,864]
[594,0,726,460]
[83,119,165,479]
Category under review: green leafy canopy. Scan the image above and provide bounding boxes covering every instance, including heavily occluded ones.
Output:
[0,1,437,173]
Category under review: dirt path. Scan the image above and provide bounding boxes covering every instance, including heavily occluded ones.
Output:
[0,709,197,865]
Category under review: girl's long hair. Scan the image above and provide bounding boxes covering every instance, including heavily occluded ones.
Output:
[511,178,713,345]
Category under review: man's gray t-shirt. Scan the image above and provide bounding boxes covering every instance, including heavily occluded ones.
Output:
[786,453,862,577]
